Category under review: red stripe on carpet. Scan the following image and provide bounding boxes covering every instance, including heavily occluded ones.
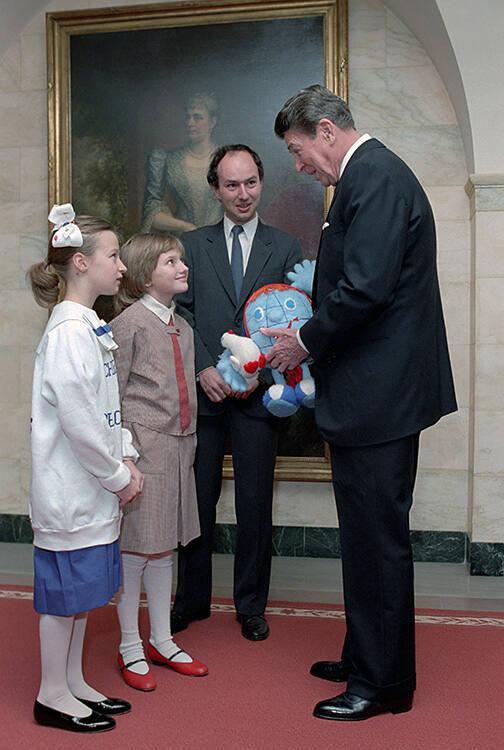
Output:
[1,592,503,750]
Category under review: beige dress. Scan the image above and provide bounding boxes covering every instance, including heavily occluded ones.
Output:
[111,298,200,554]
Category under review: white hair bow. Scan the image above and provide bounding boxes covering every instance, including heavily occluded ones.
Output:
[48,203,83,248]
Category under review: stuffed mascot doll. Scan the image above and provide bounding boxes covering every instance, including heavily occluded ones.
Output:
[217,259,316,417]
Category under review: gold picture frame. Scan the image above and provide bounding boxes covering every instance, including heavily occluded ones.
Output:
[47,0,348,482]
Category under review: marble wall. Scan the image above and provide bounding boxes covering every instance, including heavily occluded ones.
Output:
[218,0,472,538]
[465,175,504,573]
[0,0,499,567]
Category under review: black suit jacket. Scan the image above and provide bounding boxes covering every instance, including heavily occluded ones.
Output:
[177,219,303,417]
[300,138,457,446]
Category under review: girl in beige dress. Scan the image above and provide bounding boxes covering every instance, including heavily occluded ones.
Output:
[112,233,207,691]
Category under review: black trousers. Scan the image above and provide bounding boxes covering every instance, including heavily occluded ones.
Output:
[330,432,420,701]
[174,408,278,617]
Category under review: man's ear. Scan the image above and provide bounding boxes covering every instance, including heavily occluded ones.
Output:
[71,252,89,273]
[317,118,337,144]
[213,186,222,202]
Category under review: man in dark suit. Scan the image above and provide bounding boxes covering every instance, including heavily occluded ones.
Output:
[171,144,302,641]
[264,85,457,719]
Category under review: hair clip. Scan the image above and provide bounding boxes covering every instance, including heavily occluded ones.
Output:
[48,203,83,248]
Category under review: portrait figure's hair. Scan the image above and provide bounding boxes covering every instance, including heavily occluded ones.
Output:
[274,84,355,138]
[27,215,115,308]
[207,144,264,188]
[185,92,219,121]
[115,232,184,313]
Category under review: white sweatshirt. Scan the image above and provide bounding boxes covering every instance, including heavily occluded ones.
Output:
[30,301,137,551]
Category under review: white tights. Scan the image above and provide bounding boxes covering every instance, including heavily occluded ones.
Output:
[116,552,191,675]
[38,612,106,716]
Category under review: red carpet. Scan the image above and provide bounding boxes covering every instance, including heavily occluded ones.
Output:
[1,587,503,750]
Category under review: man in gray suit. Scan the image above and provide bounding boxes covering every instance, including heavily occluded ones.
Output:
[171,144,303,640]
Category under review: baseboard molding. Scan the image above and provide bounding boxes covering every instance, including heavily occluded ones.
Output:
[2,514,500,575]
[214,523,469,565]
[469,542,504,576]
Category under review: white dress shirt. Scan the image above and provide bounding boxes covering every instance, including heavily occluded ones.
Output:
[223,213,259,272]
[338,133,371,180]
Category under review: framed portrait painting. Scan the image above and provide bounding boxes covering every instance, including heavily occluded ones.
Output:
[47,0,348,481]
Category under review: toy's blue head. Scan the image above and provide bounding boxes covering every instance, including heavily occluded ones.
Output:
[244,283,312,354]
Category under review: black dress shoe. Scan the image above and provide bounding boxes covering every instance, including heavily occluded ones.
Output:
[170,609,211,634]
[236,614,270,641]
[78,697,131,716]
[33,700,116,733]
[313,690,413,721]
[310,660,350,683]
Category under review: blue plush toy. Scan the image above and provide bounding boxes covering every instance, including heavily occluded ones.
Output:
[217,259,316,417]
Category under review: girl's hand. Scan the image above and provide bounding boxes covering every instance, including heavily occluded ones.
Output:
[118,461,144,507]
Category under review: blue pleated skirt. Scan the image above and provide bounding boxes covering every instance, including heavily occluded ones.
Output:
[33,540,121,616]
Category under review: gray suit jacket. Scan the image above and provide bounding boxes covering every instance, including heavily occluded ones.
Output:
[177,219,303,416]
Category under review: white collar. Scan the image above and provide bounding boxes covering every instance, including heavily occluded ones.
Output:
[339,133,372,180]
[140,293,176,325]
[223,213,259,243]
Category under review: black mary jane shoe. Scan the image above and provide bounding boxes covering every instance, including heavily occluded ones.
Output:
[78,697,131,716]
[236,614,270,641]
[33,700,116,733]
[313,690,413,722]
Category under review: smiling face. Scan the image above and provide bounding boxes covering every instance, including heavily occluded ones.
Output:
[213,150,263,225]
[84,230,126,297]
[147,248,188,306]
[284,121,348,186]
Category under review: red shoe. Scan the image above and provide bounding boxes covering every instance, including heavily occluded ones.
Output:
[117,654,157,691]
[147,642,209,677]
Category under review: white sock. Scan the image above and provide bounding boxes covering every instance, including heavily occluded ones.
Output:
[116,553,149,675]
[37,614,91,717]
[66,614,106,702]
[144,554,192,663]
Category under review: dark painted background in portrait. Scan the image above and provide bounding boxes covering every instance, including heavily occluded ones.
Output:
[71,16,324,256]
[70,16,325,459]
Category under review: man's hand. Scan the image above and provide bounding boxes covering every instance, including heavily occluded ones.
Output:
[261,327,308,373]
[199,366,232,403]
[230,380,260,399]
[118,461,144,508]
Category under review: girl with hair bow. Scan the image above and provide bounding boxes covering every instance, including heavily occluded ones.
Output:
[26,204,144,733]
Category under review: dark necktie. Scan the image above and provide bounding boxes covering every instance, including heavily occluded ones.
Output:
[168,325,191,433]
[230,224,244,299]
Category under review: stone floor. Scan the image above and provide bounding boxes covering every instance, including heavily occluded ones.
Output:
[1,543,503,611]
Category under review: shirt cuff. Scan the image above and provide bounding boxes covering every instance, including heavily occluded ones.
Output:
[196,366,214,382]
[296,328,309,353]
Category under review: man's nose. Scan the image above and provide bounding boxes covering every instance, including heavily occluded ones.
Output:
[295,157,304,173]
[238,183,248,198]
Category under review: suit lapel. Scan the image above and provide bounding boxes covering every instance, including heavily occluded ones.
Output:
[312,140,384,309]
[202,221,237,305]
[312,187,339,309]
[237,220,273,311]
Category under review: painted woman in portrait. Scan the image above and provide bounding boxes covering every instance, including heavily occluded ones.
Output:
[141,92,222,234]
